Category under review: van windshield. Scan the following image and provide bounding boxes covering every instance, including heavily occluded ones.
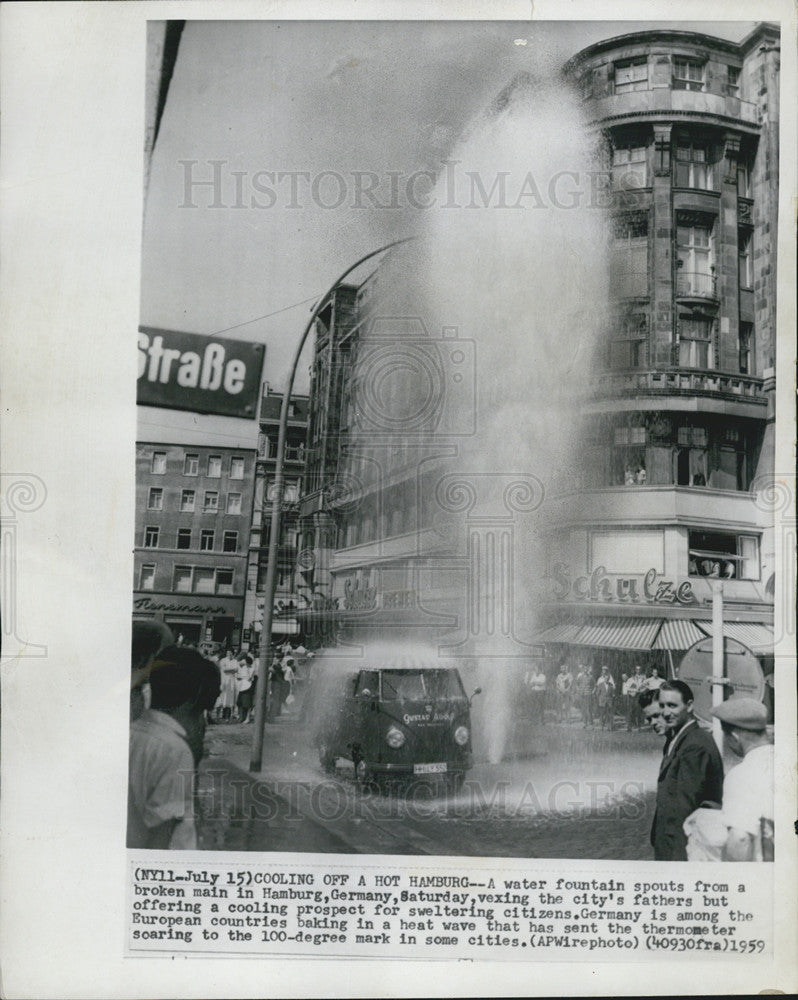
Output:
[380,669,464,701]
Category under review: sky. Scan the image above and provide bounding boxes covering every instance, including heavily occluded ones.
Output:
[139,17,757,444]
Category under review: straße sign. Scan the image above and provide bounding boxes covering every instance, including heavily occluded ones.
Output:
[137,326,264,418]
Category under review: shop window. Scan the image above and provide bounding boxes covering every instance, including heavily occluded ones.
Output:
[676,223,715,296]
[739,323,754,375]
[139,564,155,590]
[144,526,159,548]
[674,141,713,189]
[208,455,222,478]
[676,426,708,485]
[180,489,195,512]
[609,313,647,369]
[194,568,215,594]
[151,451,166,475]
[174,566,192,593]
[610,216,648,299]
[177,528,192,550]
[203,491,219,512]
[612,143,648,189]
[216,569,234,595]
[147,487,163,510]
[200,529,214,551]
[688,531,759,580]
[738,230,753,289]
[614,58,648,94]
[184,453,199,476]
[673,58,704,92]
[677,315,714,369]
[223,530,238,552]
[226,492,242,514]
[230,456,244,479]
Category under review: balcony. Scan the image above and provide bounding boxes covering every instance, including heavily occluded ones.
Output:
[675,270,717,300]
[588,87,758,127]
[590,367,767,411]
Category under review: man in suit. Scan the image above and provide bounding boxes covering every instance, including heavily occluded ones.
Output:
[650,680,724,861]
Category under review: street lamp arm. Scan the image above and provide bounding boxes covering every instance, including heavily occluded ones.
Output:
[250,235,415,771]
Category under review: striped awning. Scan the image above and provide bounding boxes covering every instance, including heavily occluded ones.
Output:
[653,619,710,650]
[535,621,585,643]
[569,617,662,650]
[696,621,774,654]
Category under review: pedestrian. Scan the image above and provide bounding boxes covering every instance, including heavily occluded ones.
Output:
[127,645,221,849]
[235,654,257,723]
[267,656,284,720]
[574,664,595,728]
[638,688,668,737]
[130,620,173,721]
[217,648,238,721]
[281,655,296,709]
[645,665,665,692]
[711,698,774,861]
[526,661,547,724]
[594,665,616,730]
[624,665,646,730]
[650,680,724,861]
[555,663,573,723]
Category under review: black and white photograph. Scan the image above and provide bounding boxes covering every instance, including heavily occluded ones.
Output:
[1,2,796,996]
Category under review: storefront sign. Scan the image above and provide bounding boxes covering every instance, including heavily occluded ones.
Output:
[137,326,264,418]
[134,597,229,615]
[550,564,696,606]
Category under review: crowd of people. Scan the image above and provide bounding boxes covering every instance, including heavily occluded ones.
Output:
[523,660,665,731]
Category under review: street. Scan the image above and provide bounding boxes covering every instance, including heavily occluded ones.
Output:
[196,699,662,859]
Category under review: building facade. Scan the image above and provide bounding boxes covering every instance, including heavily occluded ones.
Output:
[297,23,779,679]
[133,443,257,647]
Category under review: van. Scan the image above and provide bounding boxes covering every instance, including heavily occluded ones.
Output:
[309,653,480,790]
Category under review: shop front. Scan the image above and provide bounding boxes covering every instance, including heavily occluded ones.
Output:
[132,592,244,650]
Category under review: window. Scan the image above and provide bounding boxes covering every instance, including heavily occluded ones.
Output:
[194,568,215,594]
[174,566,192,593]
[200,529,214,551]
[673,58,704,92]
[223,530,238,553]
[216,569,234,595]
[147,487,163,510]
[674,141,713,190]
[614,58,647,94]
[151,451,166,474]
[736,161,751,199]
[230,456,244,479]
[738,231,753,289]
[226,492,242,514]
[177,528,192,549]
[612,422,647,485]
[678,315,714,369]
[184,453,199,475]
[612,143,648,189]
[676,223,715,297]
[726,65,741,96]
[688,531,759,580]
[203,491,219,512]
[609,313,647,369]
[739,322,754,375]
[180,489,195,512]
[144,526,159,548]
[610,216,648,298]
[676,425,708,484]
[139,564,155,590]
[580,71,593,100]
[208,455,222,478]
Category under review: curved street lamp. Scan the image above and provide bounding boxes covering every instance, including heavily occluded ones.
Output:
[250,236,414,771]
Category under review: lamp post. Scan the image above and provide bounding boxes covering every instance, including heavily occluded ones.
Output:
[249,236,413,772]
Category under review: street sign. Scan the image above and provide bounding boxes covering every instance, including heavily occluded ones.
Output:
[137,326,264,418]
[678,635,765,722]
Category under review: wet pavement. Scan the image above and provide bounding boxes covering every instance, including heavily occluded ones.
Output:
[197,705,662,859]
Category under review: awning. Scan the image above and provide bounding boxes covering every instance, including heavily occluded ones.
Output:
[653,619,710,651]
[569,617,662,651]
[272,618,300,635]
[696,621,774,654]
[535,621,585,643]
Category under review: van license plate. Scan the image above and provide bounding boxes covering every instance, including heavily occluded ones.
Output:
[414,763,447,774]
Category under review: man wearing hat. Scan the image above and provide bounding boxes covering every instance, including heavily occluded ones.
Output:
[712,698,774,861]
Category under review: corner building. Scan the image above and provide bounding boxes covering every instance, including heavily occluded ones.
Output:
[542,24,779,672]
